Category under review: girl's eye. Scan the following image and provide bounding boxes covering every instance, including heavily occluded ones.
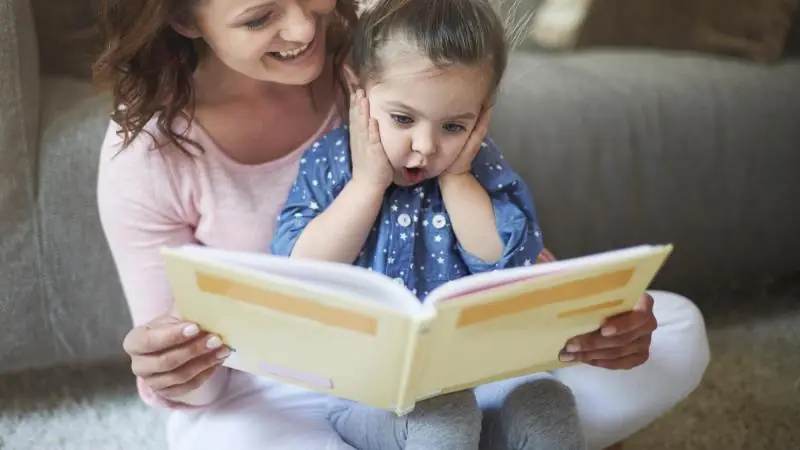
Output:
[391,114,414,125]
[443,123,467,133]
[243,13,273,30]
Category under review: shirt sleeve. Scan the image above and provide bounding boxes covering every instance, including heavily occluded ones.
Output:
[97,122,228,409]
[456,137,544,273]
[271,127,353,256]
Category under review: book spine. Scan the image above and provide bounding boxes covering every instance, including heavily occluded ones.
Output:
[393,315,437,415]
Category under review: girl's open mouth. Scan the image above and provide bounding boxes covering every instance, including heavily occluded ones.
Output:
[403,167,426,185]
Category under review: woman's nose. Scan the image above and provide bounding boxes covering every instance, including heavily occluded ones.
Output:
[279,4,316,44]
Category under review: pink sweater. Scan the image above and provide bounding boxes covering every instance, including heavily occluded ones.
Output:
[97,105,340,408]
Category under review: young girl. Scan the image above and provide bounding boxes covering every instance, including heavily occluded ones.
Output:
[271,0,586,448]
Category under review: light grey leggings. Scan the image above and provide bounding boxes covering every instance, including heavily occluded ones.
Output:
[328,378,586,450]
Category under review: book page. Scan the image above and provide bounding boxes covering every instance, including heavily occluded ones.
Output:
[424,245,662,305]
[176,245,424,316]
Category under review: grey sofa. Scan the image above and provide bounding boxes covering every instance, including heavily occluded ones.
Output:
[1,0,799,376]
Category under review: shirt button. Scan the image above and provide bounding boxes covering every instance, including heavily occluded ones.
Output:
[432,214,447,229]
[397,213,412,227]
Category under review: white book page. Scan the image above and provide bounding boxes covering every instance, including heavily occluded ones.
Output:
[423,245,660,305]
[174,245,425,316]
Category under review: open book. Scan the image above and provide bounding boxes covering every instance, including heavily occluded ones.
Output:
[162,243,673,415]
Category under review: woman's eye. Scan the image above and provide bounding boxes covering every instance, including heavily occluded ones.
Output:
[443,123,466,133]
[391,114,414,125]
[243,13,273,30]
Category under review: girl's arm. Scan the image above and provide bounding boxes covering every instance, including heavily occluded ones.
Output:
[448,138,545,273]
[271,127,385,264]
[289,178,384,263]
[439,172,504,262]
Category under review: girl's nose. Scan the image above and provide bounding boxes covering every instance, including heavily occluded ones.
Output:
[412,130,437,156]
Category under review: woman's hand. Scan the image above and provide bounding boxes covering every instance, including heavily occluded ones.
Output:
[443,106,493,177]
[559,293,657,370]
[123,315,230,400]
[349,89,394,191]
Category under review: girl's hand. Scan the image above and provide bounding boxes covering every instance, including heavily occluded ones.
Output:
[349,89,394,191]
[122,315,230,400]
[559,293,657,370]
[443,106,493,177]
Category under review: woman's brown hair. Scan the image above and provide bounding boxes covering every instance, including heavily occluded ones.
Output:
[92,0,357,153]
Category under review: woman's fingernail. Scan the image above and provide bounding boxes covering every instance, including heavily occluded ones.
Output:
[559,353,576,362]
[206,336,223,349]
[216,348,231,359]
[182,324,200,337]
[601,326,616,337]
[566,343,581,353]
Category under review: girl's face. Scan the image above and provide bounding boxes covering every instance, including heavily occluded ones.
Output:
[188,0,337,85]
[365,48,491,187]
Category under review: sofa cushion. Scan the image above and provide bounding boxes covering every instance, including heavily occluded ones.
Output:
[0,0,52,373]
[529,0,800,63]
[36,76,129,367]
[31,0,101,78]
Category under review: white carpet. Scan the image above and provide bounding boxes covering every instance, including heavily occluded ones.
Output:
[1,275,799,450]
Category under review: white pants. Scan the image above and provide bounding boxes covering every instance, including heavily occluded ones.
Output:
[167,291,710,450]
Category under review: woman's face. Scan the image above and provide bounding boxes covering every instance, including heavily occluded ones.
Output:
[189,0,337,85]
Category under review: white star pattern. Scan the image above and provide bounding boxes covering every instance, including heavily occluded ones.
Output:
[437,257,445,264]
[388,257,395,264]
[309,202,319,210]
[391,205,399,212]
[312,180,318,186]
[524,259,533,266]
[400,233,408,241]
[434,235,443,243]
[422,220,429,227]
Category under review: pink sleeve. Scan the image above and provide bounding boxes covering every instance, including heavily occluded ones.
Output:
[97,122,228,408]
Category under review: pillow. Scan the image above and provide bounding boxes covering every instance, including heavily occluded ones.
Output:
[528,0,800,63]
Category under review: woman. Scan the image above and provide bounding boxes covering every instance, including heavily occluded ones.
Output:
[93,1,710,449]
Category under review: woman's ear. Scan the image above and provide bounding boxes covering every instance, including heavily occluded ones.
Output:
[342,64,361,95]
[171,19,202,39]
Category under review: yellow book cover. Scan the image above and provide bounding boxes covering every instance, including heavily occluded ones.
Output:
[161,243,673,415]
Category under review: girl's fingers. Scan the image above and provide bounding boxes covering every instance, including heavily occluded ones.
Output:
[368,118,381,146]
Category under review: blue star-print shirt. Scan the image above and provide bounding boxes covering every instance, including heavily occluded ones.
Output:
[271,125,544,301]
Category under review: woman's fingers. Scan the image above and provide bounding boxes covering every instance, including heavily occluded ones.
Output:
[149,354,227,397]
[122,319,200,356]
[600,293,655,337]
[131,333,224,378]
[563,334,651,363]
[584,348,650,370]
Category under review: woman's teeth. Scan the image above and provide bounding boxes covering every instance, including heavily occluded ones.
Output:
[271,43,310,60]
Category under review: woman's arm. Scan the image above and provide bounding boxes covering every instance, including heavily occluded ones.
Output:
[97,124,229,408]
